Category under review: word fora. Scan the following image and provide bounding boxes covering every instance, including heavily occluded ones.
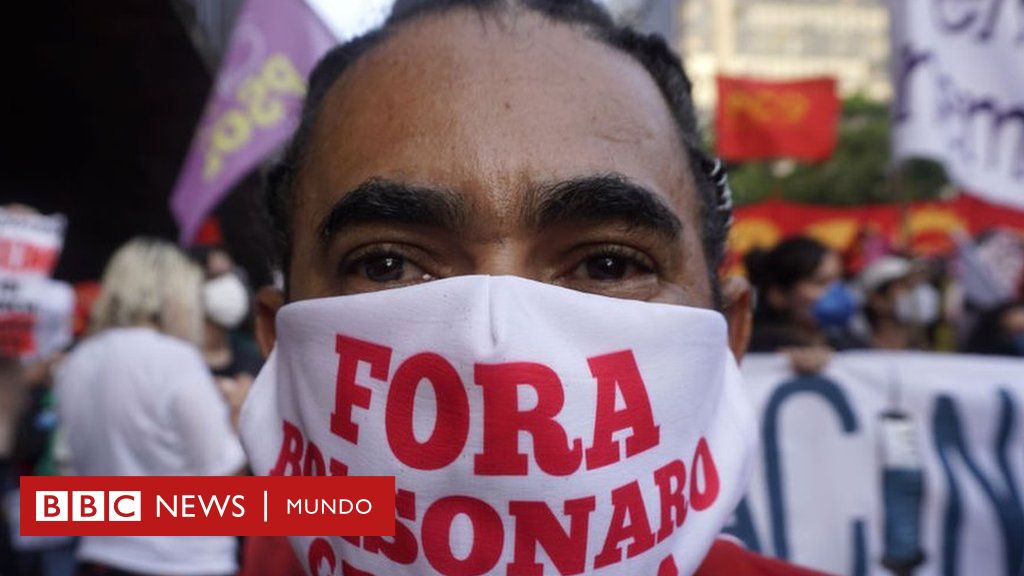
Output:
[296,334,667,476]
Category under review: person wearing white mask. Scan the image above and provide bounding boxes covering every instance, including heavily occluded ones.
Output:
[239,1,826,575]
[856,256,941,350]
[197,248,263,430]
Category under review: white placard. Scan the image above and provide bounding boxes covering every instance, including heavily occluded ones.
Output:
[736,351,1024,576]
[891,0,1024,209]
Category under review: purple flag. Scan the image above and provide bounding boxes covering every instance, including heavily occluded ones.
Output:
[170,0,335,244]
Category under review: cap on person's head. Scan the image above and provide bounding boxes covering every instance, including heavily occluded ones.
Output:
[857,256,912,296]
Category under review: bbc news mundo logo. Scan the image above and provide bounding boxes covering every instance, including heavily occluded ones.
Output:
[20,476,394,537]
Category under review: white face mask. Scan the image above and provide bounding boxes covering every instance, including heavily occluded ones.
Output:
[240,276,756,576]
[895,283,941,326]
[203,273,249,329]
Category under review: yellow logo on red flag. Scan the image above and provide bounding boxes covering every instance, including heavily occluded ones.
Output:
[716,76,839,162]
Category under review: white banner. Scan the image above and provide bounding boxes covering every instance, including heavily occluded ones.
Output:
[0,208,66,278]
[735,352,1024,576]
[890,0,1024,209]
[0,274,73,361]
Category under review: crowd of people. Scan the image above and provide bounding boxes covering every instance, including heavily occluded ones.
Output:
[1,0,1023,574]
[1,218,263,575]
[743,233,1024,366]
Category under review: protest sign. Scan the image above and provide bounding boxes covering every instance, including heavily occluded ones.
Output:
[733,352,1024,576]
[891,0,1024,209]
[0,208,66,278]
[0,275,74,361]
[0,207,71,360]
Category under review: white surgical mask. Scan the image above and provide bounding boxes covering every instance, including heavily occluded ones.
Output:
[203,273,249,329]
[241,276,756,576]
[895,283,941,327]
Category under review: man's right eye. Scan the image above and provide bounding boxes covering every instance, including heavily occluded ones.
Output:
[360,254,406,283]
[340,247,434,290]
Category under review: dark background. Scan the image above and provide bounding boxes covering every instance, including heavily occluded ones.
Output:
[1,0,272,286]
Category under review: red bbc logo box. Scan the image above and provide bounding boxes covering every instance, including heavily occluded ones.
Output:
[20,476,395,537]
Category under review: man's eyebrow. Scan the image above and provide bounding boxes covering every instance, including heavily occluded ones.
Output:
[534,175,682,239]
[317,179,467,245]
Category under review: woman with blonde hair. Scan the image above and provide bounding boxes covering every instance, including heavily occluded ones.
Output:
[55,238,245,576]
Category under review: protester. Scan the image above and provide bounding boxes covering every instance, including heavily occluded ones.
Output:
[855,256,941,350]
[0,204,77,576]
[964,300,1024,356]
[745,236,863,352]
[195,246,261,430]
[54,238,245,576]
[6,355,77,576]
[743,236,864,379]
[239,1,826,574]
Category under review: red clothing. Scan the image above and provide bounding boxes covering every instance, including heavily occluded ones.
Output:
[239,536,304,576]
[240,536,831,576]
[697,539,833,576]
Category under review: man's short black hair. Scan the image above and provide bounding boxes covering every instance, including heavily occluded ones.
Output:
[266,0,732,298]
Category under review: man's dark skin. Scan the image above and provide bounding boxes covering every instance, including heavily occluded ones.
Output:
[254,7,753,359]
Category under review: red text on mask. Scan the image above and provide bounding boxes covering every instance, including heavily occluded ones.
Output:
[325,334,660,476]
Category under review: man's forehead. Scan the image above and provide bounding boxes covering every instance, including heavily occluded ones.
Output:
[297,7,698,230]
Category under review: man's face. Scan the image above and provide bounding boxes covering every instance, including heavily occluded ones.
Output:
[286,9,712,308]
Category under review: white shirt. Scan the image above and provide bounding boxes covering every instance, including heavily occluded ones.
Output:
[55,327,245,575]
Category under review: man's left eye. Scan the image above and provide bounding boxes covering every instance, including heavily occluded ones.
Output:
[585,255,630,280]
[362,254,407,283]
[342,249,432,288]
[573,251,655,282]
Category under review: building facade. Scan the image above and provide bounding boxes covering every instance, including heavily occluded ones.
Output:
[680,0,891,111]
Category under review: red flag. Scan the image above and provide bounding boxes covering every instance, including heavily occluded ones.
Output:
[715,76,839,162]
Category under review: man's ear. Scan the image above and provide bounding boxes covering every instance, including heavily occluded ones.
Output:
[722,275,754,362]
[255,286,285,358]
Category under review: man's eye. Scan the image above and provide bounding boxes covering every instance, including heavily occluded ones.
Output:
[346,251,429,284]
[586,255,630,280]
[573,250,655,282]
[362,254,406,282]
